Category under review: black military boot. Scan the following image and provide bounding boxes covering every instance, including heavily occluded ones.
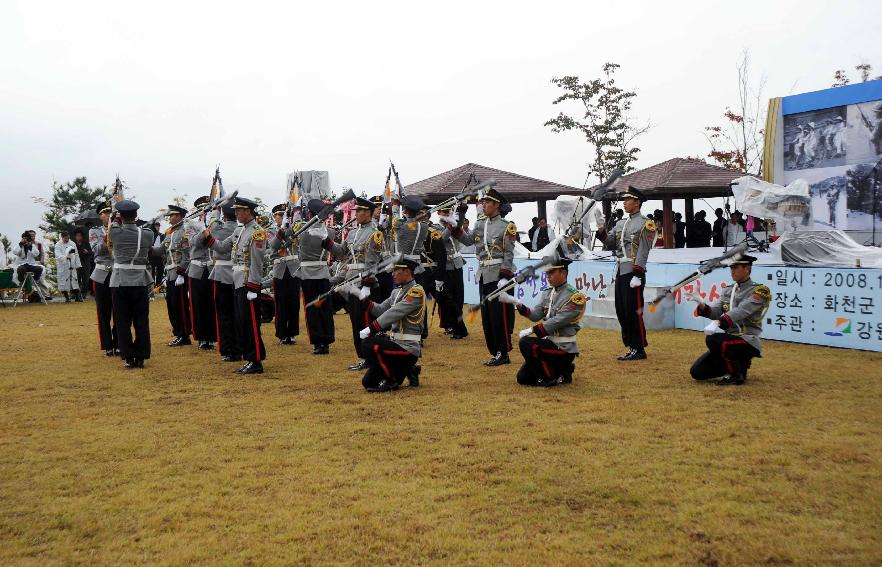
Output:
[124,358,144,369]
[234,362,252,374]
[240,361,264,375]
[349,360,367,371]
[366,379,399,393]
[486,352,511,366]
[717,372,746,386]
[616,348,635,361]
[561,363,575,384]
[408,365,421,387]
[198,341,213,350]
[623,349,647,361]
[168,336,191,347]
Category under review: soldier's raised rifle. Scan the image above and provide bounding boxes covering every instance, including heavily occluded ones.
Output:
[303,255,397,309]
[561,168,624,244]
[463,255,557,322]
[406,178,497,229]
[286,189,357,240]
[166,190,239,232]
[646,242,749,313]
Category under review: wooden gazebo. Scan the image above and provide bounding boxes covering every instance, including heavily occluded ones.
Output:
[403,162,585,219]
[589,158,750,249]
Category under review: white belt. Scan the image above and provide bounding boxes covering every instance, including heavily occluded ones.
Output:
[273,256,300,265]
[450,253,463,259]
[546,336,577,344]
[190,259,207,267]
[164,264,178,270]
[112,263,148,270]
[94,264,111,272]
[617,257,633,263]
[213,260,233,266]
[421,262,435,267]
[300,260,326,267]
[403,254,421,260]
[233,265,248,272]
[480,258,502,267]
[347,263,365,269]
[391,332,421,342]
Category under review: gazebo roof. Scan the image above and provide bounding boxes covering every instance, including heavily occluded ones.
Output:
[591,158,748,199]
[403,163,585,204]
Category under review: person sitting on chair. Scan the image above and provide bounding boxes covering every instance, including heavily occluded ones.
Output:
[13,231,44,284]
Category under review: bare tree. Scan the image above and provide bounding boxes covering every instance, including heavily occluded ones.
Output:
[703,50,766,175]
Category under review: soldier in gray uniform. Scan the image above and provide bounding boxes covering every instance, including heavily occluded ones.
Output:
[207,203,241,362]
[451,187,518,366]
[322,196,384,370]
[89,201,117,355]
[390,196,435,337]
[185,196,217,350]
[436,205,468,339]
[269,203,302,345]
[204,197,267,374]
[158,204,192,346]
[358,256,425,392]
[500,257,586,387]
[298,199,335,355]
[108,200,155,369]
[689,255,771,385]
[600,186,657,361]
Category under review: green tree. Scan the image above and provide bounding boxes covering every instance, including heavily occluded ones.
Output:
[33,177,113,240]
[545,62,651,185]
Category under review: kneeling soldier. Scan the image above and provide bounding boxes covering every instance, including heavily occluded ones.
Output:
[499,257,586,387]
[358,256,425,392]
[689,254,771,385]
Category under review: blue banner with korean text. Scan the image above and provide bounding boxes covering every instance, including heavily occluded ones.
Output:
[462,256,882,352]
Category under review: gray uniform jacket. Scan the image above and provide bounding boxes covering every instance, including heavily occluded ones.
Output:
[108,222,154,287]
[326,220,383,283]
[516,283,587,354]
[297,224,334,280]
[439,225,465,270]
[157,226,190,281]
[269,220,301,279]
[89,225,113,283]
[605,212,656,276]
[366,278,426,357]
[390,216,428,275]
[698,278,771,353]
[207,219,267,290]
[453,214,516,283]
[207,220,237,285]
[187,224,212,280]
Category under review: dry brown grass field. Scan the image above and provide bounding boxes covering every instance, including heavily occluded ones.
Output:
[1,298,881,566]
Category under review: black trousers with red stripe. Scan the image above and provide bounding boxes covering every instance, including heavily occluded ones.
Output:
[166,276,191,339]
[517,337,576,386]
[614,271,648,350]
[273,271,301,339]
[213,280,239,358]
[690,333,760,379]
[347,294,372,359]
[234,287,265,363]
[361,335,418,389]
[92,272,117,350]
[112,285,151,360]
[301,278,335,346]
[189,271,216,342]
[480,279,513,356]
[442,267,468,336]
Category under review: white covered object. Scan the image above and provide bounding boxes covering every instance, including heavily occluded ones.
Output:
[731,176,813,231]
[770,230,882,268]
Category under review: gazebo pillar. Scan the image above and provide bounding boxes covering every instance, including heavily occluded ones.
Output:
[662,197,674,249]
[537,199,547,220]
[685,197,694,224]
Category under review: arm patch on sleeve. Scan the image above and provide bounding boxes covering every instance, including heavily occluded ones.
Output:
[506,222,517,237]
[752,284,771,301]
[643,220,656,232]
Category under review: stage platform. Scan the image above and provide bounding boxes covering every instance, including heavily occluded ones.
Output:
[461,250,882,353]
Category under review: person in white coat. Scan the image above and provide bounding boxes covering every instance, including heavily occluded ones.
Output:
[54,231,83,301]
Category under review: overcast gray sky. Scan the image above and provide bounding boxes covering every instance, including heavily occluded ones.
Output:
[2,0,880,241]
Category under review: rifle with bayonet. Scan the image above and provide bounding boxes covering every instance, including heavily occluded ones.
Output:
[286,188,357,240]
[407,178,496,229]
[646,242,749,313]
[304,254,396,309]
[167,190,239,231]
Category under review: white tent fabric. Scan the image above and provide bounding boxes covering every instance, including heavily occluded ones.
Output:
[731,176,813,231]
[770,230,882,268]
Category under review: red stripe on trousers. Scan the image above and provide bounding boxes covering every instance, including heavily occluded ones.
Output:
[248,295,262,362]
[213,281,222,353]
[636,285,647,347]
[374,344,392,378]
[179,283,190,335]
[502,299,511,351]
[720,338,747,374]
[188,278,196,338]
[93,280,101,348]
[532,343,553,379]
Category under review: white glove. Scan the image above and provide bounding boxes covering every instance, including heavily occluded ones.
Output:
[435,280,444,292]
[518,328,533,339]
[358,285,372,300]
[497,291,519,306]
[703,320,721,335]
[247,291,258,301]
[174,274,184,286]
[449,211,459,225]
[684,291,702,303]
[497,278,510,290]
[338,282,356,297]
[629,275,642,288]
[359,327,371,340]
[188,218,205,232]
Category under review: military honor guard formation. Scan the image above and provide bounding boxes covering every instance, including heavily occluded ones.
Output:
[87,178,771,391]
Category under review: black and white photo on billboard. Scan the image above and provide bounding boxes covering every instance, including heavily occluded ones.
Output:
[846,100,882,164]
[786,163,882,231]
[783,106,847,171]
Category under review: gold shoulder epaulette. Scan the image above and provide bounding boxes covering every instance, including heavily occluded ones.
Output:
[570,291,587,305]
[752,284,771,301]
[643,219,657,232]
[430,229,442,240]
[372,231,384,246]
[407,286,425,298]
[505,222,518,236]
[251,228,266,242]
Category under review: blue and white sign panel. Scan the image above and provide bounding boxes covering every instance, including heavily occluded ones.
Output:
[463,256,882,352]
